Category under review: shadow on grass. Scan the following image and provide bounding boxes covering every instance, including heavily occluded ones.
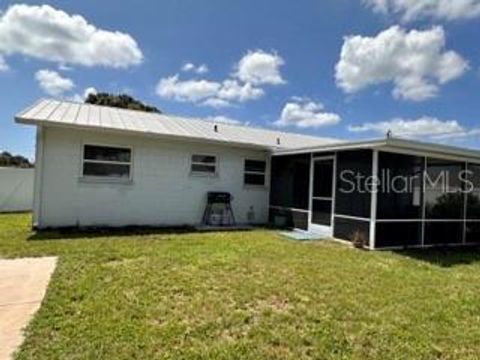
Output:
[28,225,256,241]
[395,245,480,268]
[28,226,200,241]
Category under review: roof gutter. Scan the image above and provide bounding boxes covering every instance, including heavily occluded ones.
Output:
[272,137,480,162]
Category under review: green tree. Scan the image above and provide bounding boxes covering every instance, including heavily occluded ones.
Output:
[0,151,34,168]
[85,93,161,113]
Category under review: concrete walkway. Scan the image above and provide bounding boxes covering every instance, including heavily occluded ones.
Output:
[0,257,57,359]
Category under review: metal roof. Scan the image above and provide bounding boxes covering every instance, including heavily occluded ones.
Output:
[273,137,480,161]
[15,99,340,150]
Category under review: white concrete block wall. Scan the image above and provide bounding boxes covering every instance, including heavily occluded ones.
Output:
[0,167,34,212]
[36,126,270,228]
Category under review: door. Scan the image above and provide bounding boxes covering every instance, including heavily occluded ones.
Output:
[310,157,334,235]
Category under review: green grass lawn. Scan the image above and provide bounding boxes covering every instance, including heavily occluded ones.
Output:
[2,213,480,359]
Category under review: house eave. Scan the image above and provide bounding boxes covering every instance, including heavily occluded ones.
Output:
[272,137,480,163]
[15,117,277,152]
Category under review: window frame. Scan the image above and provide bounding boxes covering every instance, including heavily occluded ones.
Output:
[80,143,133,182]
[372,151,480,249]
[190,153,218,176]
[244,159,267,186]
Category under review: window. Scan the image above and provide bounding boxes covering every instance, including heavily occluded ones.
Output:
[466,164,480,220]
[82,144,132,179]
[244,159,266,186]
[270,154,310,209]
[191,154,217,174]
[335,150,372,218]
[425,158,465,219]
[377,152,424,219]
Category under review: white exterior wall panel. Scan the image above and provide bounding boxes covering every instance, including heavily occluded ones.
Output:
[0,167,34,212]
[37,127,270,228]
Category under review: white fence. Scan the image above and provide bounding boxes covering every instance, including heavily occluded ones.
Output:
[0,167,34,212]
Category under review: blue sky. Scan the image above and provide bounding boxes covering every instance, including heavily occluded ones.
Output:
[1,0,480,159]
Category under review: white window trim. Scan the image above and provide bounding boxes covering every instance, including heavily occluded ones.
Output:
[80,143,133,183]
[190,153,218,176]
[244,159,267,186]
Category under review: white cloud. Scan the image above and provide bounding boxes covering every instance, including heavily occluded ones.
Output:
[156,76,264,107]
[157,49,285,108]
[364,0,480,22]
[235,50,286,85]
[203,115,242,125]
[182,63,195,72]
[0,4,143,68]
[217,80,264,102]
[0,55,8,72]
[433,128,480,141]
[201,98,231,109]
[156,75,221,102]
[290,95,311,102]
[35,69,75,96]
[70,86,98,102]
[83,87,98,98]
[58,64,73,72]
[274,99,341,128]
[182,62,209,74]
[348,116,465,138]
[349,116,480,144]
[335,26,468,101]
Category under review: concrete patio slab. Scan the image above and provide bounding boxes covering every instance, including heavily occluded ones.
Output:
[0,257,57,360]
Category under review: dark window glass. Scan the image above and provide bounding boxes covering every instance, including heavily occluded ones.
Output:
[335,150,372,218]
[377,152,424,219]
[425,159,465,219]
[191,154,216,174]
[191,164,216,173]
[84,145,131,162]
[245,160,266,173]
[270,154,310,210]
[375,222,422,248]
[465,222,480,244]
[466,164,480,220]
[312,199,332,226]
[82,145,131,179]
[83,163,130,178]
[269,208,308,230]
[244,159,266,185]
[192,155,216,164]
[333,217,370,244]
[424,222,463,245]
[244,173,265,185]
[313,159,333,198]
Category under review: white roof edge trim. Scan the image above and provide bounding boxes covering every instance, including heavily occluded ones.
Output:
[15,117,274,151]
[273,137,480,160]
[272,139,386,155]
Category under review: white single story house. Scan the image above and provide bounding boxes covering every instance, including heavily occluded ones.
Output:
[16,99,480,249]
